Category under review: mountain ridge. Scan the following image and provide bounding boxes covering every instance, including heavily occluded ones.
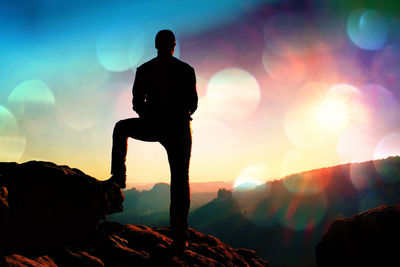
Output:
[190,156,400,266]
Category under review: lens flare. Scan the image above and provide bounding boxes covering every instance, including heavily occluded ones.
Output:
[96,24,146,72]
[337,125,377,164]
[8,79,55,115]
[56,83,111,130]
[234,164,268,191]
[321,84,365,129]
[7,80,56,137]
[281,147,338,183]
[285,83,365,149]
[113,82,137,119]
[264,14,311,57]
[126,138,170,183]
[278,193,327,231]
[232,184,275,227]
[0,105,26,161]
[314,97,348,131]
[373,156,400,184]
[285,82,328,148]
[373,132,400,160]
[191,118,235,149]
[282,155,334,194]
[361,84,400,128]
[349,162,377,191]
[189,118,237,181]
[359,191,382,213]
[204,68,260,120]
[312,17,345,52]
[262,49,306,83]
[284,83,334,148]
[196,76,208,97]
[347,9,388,50]
[372,46,400,90]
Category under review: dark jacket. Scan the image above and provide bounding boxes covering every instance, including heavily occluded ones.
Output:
[132,55,198,122]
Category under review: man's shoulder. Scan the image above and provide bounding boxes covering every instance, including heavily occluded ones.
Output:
[137,58,157,71]
[137,56,194,73]
[172,57,194,71]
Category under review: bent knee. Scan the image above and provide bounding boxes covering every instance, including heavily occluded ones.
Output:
[113,120,128,137]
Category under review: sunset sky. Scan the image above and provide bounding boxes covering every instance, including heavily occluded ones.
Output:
[1,0,400,187]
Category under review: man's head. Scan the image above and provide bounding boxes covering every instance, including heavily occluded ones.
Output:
[155,30,176,54]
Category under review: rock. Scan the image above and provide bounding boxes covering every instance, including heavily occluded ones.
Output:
[0,254,57,267]
[1,221,269,266]
[56,247,105,267]
[0,161,124,252]
[316,205,400,267]
[217,188,232,200]
[0,185,8,224]
[0,161,269,266]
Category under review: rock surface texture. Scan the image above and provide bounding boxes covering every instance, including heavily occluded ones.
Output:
[0,161,269,266]
[316,205,400,267]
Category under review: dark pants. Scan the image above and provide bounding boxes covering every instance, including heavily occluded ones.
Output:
[111,118,191,243]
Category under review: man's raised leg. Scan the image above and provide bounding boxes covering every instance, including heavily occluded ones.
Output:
[109,118,158,188]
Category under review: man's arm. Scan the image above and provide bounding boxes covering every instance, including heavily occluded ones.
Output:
[132,68,146,117]
[188,67,198,116]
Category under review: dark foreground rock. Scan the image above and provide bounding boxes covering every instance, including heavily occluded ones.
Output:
[316,205,400,267]
[0,161,269,266]
[0,161,124,251]
[0,221,269,266]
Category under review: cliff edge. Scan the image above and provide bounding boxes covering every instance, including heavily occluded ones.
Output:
[0,161,268,266]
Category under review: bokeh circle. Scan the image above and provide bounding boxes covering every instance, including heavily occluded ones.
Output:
[0,105,26,161]
[347,9,388,50]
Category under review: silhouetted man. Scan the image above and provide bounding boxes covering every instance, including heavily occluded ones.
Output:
[107,30,198,253]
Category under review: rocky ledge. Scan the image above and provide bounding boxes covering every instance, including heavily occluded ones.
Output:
[0,161,124,252]
[1,221,269,266]
[0,161,269,266]
[316,205,400,267]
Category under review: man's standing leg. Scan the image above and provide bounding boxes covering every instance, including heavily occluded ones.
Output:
[161,125,192,253]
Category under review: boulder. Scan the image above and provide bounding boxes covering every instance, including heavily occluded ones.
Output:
[0,161,124,252]
[316,205,400,267]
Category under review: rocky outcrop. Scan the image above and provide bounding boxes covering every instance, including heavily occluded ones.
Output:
[0,185,8,236]
[0,221,268,266]
[0,161,269,266]
[316,205,400,267]
[0,161,124,252]
[217,188,232,200]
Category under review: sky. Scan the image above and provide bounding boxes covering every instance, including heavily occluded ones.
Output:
[1,0,400,187]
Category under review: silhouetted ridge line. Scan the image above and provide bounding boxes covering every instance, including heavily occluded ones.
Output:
[280,156,400,181]
[189,156,400,266]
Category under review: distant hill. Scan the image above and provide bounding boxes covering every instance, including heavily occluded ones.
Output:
[127,181,233,192]
[189,156,400,266]
[108,182,218,225]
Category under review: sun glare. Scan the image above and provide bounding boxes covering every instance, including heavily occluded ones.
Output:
[314,97,349,130]
[233,165,267,190]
